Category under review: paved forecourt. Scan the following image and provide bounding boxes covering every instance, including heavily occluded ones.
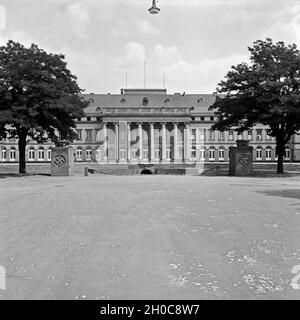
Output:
[0,175,300,299]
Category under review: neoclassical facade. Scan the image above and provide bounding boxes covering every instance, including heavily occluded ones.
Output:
[1,88,300,163]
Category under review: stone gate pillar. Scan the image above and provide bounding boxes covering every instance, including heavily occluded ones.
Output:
[51,141,74,176]
[229,140,253,176]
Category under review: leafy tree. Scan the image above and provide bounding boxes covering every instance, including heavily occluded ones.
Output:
[0,40,87,173]
[210,38,300,174]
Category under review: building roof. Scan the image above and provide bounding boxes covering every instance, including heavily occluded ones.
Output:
[82,90,217,114]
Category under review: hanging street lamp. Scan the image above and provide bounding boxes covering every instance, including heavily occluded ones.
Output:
[148,0,160,14]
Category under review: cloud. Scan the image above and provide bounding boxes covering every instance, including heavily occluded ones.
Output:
[111,18,161,37]
[66,2,90,38]
[124,42,146,63]
[135,19,161,35]
[152,47,248,92]
[0,4,6,30]
[262,4,300,46]
[113,42,248,93]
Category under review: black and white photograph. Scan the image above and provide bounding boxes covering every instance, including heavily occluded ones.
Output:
[0,0,300,309]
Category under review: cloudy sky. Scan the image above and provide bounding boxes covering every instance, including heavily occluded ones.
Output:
[0,0,300,94]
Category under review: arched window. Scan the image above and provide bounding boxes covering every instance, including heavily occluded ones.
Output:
[76,147,83,161]
[1,147,7,161]
[209,147,215,161]
[285,147,290,160]
[47,149,51,161]
[256,147,262,160]
[266,147,272,161]
[38,147,45,161]
[9,147,16,161]
[218,147,225,161]
[28,147,35,161]
[86,148,93,161]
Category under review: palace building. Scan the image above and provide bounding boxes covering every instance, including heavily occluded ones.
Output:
[1,88,300,164]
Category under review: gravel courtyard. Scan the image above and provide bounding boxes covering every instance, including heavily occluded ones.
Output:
[1,174,300,300]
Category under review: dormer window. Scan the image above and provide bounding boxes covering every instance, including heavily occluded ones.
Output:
[189,106,195,112]
[120,98,126,103]
[143,97,149,105]
[197,98,203,103]
[164,98,170,103]
[96,107,102,112]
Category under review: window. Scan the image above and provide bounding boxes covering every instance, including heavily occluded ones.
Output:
[285,148,290,160]
[76,129,82,141]
[87,117,91,121]
[256,129,262,141]
[266,129,271,140]
[76,148,83,161]
[256,147,262,160]
[143,149,149,159]
[200,148,205,160]
[266,147,272,161]
[200,116,205,121]
[1,147,7,161]
[218,147,225,161]
[237,132,243,140]
[247,130,252,140]
[219,131,225,141]
[85,129,92,142]
[228,130,234,141]
[96,117,101,122]
[9,148,16,161]
[199,130,205,140]
[191,129,196,142]
[209,148,215,161]
[28,148,35,161]
[209,130,215,141]
[210,116,214,121]
[38,148,45,161]
[47,149,51,161]
[86,148,93,161]
[190,146,196,159]
[142,97,148,105]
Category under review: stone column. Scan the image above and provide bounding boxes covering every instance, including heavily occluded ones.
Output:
[103,123,107,162]
[138,123,143,161]
[114,122,119,163]
[173,123,178,161]
[184,123,190,162]
[127,122,131,162]
[150,123,155,162]
[161,123,166,161]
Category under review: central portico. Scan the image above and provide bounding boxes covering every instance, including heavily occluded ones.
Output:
[98,121,194,164]
[89,88,201,164]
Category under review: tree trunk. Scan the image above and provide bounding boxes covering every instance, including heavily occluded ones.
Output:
[275,136,285,174]
[18,131,27,174]
[277,154,284,174]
